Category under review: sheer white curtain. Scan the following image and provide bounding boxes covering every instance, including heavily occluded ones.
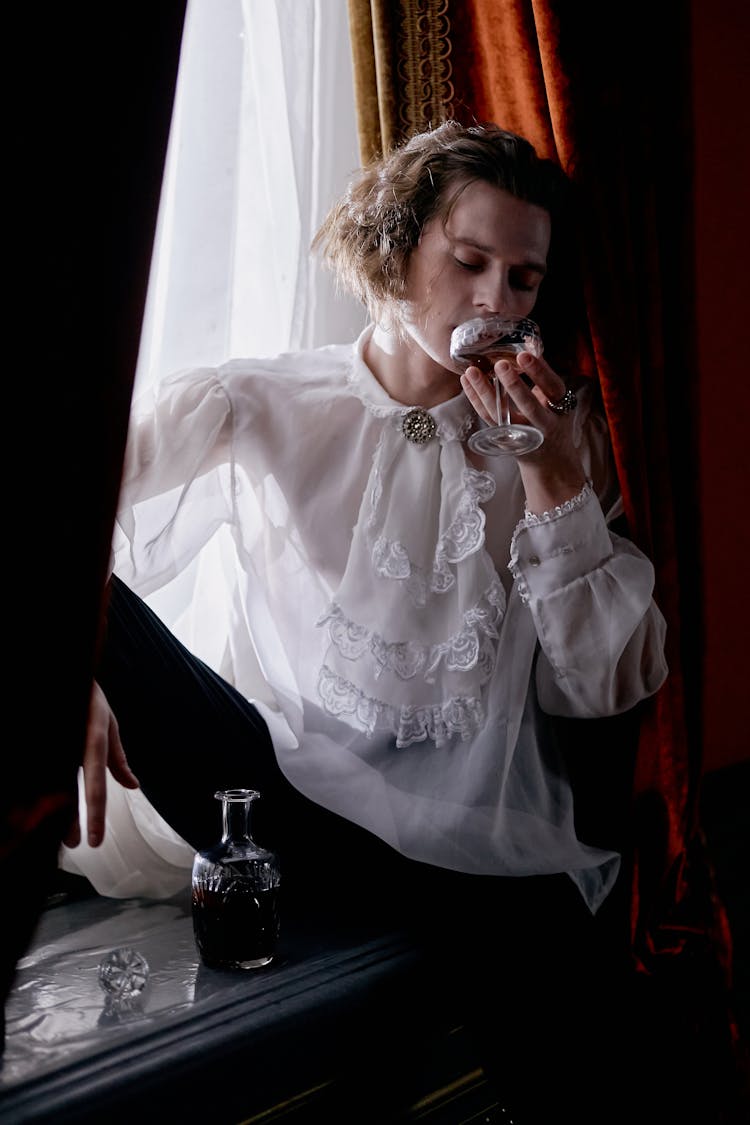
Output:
[62,0,368,893]
[129,0,366,669]
[135,0,365,397]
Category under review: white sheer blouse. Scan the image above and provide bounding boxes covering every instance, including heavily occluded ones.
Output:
[61,326,668,911]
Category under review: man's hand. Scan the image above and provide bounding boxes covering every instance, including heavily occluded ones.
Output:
[63,681,140,848]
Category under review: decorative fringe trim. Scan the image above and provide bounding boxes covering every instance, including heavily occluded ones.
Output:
[397,0,454,135]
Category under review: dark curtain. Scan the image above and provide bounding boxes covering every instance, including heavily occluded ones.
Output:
[345,0,737,1045]
[447,0,729,979]
[2,4,188,1025]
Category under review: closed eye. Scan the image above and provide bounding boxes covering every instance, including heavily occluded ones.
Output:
[509,267,543,293]
[454,257,482,271]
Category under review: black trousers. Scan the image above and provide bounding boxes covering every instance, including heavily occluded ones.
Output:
[97,575,643,1124]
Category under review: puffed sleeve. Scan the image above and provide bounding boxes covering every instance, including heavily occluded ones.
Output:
[113,367,236,597]
[508,483,668,718]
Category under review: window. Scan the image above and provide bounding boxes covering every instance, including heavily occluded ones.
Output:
[131,0,368,670]
[135,0,366,397]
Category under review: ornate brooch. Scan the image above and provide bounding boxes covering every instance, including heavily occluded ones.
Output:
[401,407,437,445]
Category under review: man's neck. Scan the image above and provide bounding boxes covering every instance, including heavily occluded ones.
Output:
[364,325,461,409]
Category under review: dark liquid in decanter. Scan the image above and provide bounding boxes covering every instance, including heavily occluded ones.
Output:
[192,882,280,969]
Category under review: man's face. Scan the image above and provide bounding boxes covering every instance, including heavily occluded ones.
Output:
[400,179,551,372]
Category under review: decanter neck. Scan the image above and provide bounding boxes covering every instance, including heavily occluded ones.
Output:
[216,788,259,844]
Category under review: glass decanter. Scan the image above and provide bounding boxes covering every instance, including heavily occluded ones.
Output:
[191,788,281,970]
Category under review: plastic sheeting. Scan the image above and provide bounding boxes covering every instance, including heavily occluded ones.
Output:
[3,890,215,1087]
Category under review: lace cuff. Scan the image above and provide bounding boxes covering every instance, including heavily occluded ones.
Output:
[508,481,613,604]
[520,479,594,527]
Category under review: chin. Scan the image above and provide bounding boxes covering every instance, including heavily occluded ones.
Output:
[437,348,462,375]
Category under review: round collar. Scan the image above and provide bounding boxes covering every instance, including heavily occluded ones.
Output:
[347,325,476,444]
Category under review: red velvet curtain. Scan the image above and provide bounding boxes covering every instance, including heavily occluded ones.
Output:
[447,1,732,981]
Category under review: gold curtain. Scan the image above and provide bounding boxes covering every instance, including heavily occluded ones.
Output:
[346,0,455,163]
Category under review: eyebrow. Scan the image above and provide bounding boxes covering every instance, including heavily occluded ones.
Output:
[451,235,548,276]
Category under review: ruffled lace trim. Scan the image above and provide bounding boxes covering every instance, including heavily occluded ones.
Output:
[317,576,505,684]
[371,467,496,606]
[507,480,594,605]
[318,664,484,748]
[519,479,594,528]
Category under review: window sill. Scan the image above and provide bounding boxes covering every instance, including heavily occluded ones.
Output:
[1,882,498,1124]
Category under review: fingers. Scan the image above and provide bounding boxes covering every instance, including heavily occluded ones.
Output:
[62,812,81,849]
[461,352,567,428]
[460,365,498,425]
[83,699,109,848]
[498,351,568,424]
[81,682,138,848]
[107,708,140,791]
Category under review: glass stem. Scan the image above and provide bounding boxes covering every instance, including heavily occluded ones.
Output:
[494,376,511,427]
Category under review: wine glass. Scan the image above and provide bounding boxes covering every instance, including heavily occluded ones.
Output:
[450,315,545,456]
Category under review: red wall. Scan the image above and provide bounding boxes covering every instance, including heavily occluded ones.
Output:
[693,0,750,771]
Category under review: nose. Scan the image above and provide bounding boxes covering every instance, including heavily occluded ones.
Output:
[472,270,512,316]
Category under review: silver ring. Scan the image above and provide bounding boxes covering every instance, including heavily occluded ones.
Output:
[546,388,578,415]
